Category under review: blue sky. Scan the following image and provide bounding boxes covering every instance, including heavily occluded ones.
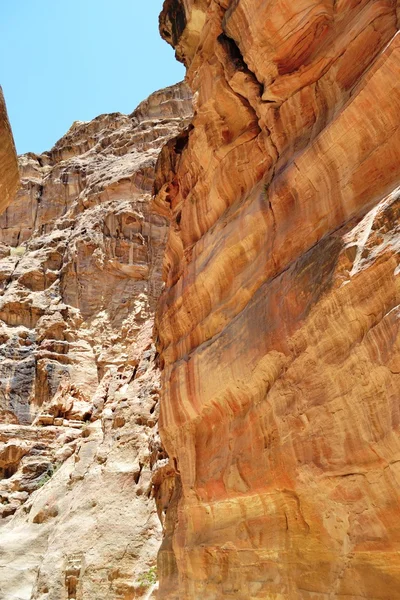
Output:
[0,1,184,155]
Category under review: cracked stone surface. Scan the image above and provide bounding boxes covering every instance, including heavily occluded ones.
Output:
[0,82,192,600]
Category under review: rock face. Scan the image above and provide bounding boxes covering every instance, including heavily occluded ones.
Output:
[0,82,192,599]
[0,87,19,215]
[155,2,400,598]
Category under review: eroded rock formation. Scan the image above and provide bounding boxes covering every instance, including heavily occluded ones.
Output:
[155,1,400,598]
[0,82,192,600]
[0,87,19,215]
[2,1,400,597]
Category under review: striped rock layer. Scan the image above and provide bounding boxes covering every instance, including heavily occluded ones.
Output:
[155,1,400,598]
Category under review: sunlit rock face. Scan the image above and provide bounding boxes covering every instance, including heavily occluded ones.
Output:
[0,87,19,215]
[0,82,192,600]
[0,82,191,425]
[155,1,400,598]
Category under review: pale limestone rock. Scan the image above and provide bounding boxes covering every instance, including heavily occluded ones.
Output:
[0,83,192,600]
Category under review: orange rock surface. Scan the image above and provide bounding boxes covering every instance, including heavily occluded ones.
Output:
[0,87,19,214]
[156,1,400,598]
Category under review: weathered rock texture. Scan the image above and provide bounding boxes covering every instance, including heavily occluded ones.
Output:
[0,82,192,600]
[0,87,19,215]
[155,1,400,598]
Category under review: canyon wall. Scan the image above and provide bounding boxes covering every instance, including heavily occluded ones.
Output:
[0,83,192,600]
[0,87,19,213]
[155,1,400,598]
[2,2,400,598]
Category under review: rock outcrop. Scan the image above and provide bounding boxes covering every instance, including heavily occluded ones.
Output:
[155,2,400,598]
[2,1,400,597]
[0,87,19,215]
[0,82,192,600]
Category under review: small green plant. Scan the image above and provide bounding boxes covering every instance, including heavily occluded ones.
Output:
[36,462,61,489]
[10,246,26,257]
[36,472,52,488]
[137,566,157,588]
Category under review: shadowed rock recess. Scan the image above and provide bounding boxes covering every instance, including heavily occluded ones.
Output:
[0,82,192,599]
[154,0,400,599]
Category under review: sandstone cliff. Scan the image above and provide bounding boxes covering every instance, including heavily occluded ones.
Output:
[0,87,19,214]
[0,82,192,600]
[155,1,400,598]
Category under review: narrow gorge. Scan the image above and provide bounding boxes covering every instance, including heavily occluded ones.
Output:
[1,1,400,599]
